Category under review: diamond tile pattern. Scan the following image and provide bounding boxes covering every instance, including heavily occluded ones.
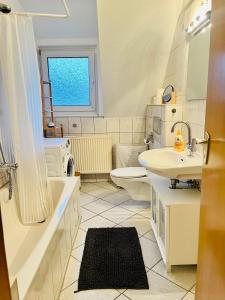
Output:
[60,182,197,299]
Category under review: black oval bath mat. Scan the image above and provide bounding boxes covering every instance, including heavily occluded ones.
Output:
[76,227,149,292]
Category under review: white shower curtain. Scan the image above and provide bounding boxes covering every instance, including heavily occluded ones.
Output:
[0,15,51,224]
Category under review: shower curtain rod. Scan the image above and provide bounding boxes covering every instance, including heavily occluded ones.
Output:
[0,0,70,18]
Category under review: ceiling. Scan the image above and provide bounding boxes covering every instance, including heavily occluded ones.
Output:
[19,0,98,40]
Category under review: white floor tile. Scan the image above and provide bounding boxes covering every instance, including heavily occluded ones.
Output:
[115,294,130,300]
[72,244,85,262]
[120,215,151,236]
[152,260,197,290]
[182,292,195,300]
[80,183,99,193]
[62,256,80,290]
[83,199,115,214]
[60,281,120,300]
[138,207,151,219]
[95,181,120,192]
[80,207,96,222]
[120,200,150,213]
[79,193,97,207]
[73,229,87,249]
[100,206,136,224]
[143,230,156,242]
[139,237,161,269]
[87,187,114,198]
[191,285,196,293]
[61,182,194,300]
[117,289,127,294]
[80,215,116,232]
[104,190,131,205]
[124,270,186,300]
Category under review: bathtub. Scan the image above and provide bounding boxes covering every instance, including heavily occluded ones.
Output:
[1,176,81,300]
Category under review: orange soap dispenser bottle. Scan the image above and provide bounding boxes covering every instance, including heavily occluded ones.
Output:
[174,128,185,152]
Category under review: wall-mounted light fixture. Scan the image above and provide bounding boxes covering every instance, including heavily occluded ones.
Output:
[185,0,211,36]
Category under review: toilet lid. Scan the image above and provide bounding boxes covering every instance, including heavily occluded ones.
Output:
[111,167,147,178]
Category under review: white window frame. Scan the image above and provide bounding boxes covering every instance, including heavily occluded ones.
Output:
[40,46,100,116]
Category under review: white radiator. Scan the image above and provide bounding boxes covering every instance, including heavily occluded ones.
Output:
[70,135,112,174]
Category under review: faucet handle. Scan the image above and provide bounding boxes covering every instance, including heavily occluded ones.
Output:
[144,132,154,145]
[191,137,207,152]
[191,138,198,152]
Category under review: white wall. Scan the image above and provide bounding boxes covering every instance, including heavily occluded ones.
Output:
[17,0,180,118]
[162,0,208,139]
[1,0,22,10]
[19,0,98,40]
[97,0,180,117]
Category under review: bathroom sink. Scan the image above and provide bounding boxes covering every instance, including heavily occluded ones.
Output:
[138,148,203,179]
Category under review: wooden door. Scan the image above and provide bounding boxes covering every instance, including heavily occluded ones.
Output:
[196,1,225,299]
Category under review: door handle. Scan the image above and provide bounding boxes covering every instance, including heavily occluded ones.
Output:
[195,132,210,145]
[193,132,210,164]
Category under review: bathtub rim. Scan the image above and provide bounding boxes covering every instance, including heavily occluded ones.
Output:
[1,176,80,299]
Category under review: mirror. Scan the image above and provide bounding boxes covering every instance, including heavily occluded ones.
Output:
[162,85,175,103]
[186,26,211,101]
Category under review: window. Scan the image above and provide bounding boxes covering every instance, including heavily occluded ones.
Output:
[40,46,99,115]
[48,57,90,106]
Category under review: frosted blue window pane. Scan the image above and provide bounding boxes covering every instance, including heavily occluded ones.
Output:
[47,57,90,106]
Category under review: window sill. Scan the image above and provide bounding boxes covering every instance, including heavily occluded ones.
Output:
[53,111,102,118]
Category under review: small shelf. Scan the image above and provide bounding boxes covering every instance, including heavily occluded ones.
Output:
[40,80,63,138]
[147,104,182,107]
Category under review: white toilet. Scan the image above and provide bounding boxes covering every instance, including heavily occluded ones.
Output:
[110,144,152,201]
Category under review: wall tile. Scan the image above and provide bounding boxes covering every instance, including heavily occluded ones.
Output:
[133,117,146,133]
[81,118,94,134]
[81,133,95,137]
[108,132,120,145]
[152,106,162,118]
[106,118,120,133]
[183,101,200,124]
[133,133,145,144]
[161,105,183,122]
[197,100,206,126]
[146,106,152,117]
[162,0,207,138]
[94,117,106,134]
[96,174,110,182]
[119,133,133,144]
[146,117,153,135]
[81,174,97,183]
[68,117,81,134]
[161,121,176,147]
[119,118,132,133]
[55,117,69,135]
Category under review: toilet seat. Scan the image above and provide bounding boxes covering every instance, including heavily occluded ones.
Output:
[110,167,147,179]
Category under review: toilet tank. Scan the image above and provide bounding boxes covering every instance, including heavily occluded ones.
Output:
[115,144,147,168]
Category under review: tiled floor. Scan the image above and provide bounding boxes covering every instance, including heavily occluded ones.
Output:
[60,182,197,300]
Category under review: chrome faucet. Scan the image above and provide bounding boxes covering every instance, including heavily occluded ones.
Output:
[0,142,18,200]
[144,132,154,149]
[171,121,193,153]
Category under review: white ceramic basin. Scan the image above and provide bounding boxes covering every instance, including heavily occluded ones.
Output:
[138,148,203,179]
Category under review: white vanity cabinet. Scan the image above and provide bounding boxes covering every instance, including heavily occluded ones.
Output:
[150,174,201,272]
